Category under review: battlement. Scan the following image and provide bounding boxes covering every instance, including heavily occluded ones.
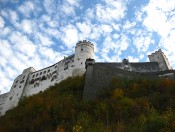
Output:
[76,40,94,50]
[0,43,173,116]
[0,40,95,116]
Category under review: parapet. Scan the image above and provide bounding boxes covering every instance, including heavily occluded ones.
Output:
[76,40,94,50]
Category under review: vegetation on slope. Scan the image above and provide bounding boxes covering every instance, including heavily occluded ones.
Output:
[0,76,175,131]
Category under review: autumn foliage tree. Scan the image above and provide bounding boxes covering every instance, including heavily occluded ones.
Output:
[0,76,175,131]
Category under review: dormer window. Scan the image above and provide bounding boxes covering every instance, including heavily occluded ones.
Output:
[122,59,129,65]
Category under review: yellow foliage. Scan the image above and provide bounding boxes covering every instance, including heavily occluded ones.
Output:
[112,88,124,99]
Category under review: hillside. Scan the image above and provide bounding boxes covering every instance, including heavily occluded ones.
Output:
[0,76,175,131]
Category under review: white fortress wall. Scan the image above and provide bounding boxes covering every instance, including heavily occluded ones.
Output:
[0,40,95,116]
[73,40,94,76]
[22,55,75,97]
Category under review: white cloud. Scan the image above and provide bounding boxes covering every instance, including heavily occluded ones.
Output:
[128,56,139,62]
[0,40,13,68]
[9,32,37,56]
[43,0,56,15]
[0,40,13,59]
[95,0,127,23]
[143,8,170,37]
[66,0,80,6]
[101,24,113,34]
[140,0,175,67]
[61,4,76,16]
[111,23,120,31]
[119,35,129,51]
[89,26,101,40]
[123,21,136,30]
[0,16,5,28]
[10,55,28,71]
[76,22,92,40]
[21,19,33,34]
[77,22,92,35]
[9,10,19,22]
[18,1,34,17]
[134,34,154,52]
[36,33,53,47]
[85,8,95,21]
[61,25,79,48]
[60,0,80,16]
[39,47,63,62]
[5,66,18,79]
[43,28,61,38]
[113,33,120,39]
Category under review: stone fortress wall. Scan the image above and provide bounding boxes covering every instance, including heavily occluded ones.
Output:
[0,40,174,115]
[0,40,94,116]
[83,50,174,100]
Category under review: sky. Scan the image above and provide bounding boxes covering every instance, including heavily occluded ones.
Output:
[0,0,175,94]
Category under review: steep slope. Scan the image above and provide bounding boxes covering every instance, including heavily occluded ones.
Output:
[0,76,175,132]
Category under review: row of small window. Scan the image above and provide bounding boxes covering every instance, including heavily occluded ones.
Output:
[32,65,58,78]
[32,69,50,78]
[14,85,22,88]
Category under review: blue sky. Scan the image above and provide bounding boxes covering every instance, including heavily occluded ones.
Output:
[0,0,175,94]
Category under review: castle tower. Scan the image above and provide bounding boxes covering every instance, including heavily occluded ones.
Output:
[148,49,172,71]
[0,67,36,116]
[73,40,94,76]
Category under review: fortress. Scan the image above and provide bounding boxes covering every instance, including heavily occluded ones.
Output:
[0,40,174,116]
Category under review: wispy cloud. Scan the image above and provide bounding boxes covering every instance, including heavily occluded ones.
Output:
[0,0,175,94]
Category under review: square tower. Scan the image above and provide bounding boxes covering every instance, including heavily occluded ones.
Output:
[148,49,172,71]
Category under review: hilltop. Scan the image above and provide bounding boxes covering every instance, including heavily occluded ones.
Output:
[0,76,175,131]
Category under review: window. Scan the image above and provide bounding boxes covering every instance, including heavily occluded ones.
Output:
[34,82,39,87]
[9,97,12,100]
[22,76,25,79]
[55,65,57,68]
[51,78,54,82]
[81,48,83,51]
[32,74,35,78]
[14,85,16,88]
[20,80,24,83]
[48,69,50,73]
[44,71,46,74]
[64,67,68,70]
[36,73,38,77]
[40,72,42,75]
[41,76,47,81]
[16,80,18,83]
[81,62,83,64]
[52,71,57,75]
[19,86,21,88]
[30,79,35,84]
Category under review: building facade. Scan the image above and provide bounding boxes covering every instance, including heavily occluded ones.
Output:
[148,49,172,70]
[0,40,94,116]
[0,40,173,115]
